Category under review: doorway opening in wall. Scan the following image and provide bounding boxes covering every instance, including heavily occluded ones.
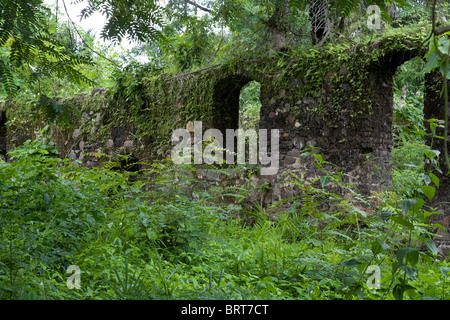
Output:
[238,81,262,165]
[239,81,262,132]
[391,56,427,198]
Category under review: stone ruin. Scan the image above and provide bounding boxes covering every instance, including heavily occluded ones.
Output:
[1,29,449,256]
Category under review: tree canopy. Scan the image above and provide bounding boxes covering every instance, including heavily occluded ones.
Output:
[0,0,449,99]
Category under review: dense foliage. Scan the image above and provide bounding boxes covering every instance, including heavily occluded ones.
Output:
[0,127,449,300]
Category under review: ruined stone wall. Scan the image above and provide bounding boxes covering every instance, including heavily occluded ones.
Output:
[2,28,448,209]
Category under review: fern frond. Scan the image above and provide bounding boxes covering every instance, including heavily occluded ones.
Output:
[0,59,17,96]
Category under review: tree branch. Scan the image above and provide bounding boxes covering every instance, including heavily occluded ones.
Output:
[61,0,120,68]
[435,25,450,35]
[185,0,212,13]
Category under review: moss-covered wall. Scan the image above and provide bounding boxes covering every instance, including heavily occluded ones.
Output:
[3,27,446,206]
[424,71,450,213]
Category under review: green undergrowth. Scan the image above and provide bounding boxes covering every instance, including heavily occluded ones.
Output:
[0,131,449,300]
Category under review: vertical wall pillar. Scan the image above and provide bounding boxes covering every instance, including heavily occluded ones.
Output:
[424,71,450,211]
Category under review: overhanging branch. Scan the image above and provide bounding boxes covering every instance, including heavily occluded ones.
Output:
[185,0,212,13]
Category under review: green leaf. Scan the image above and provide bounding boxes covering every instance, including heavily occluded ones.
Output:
[407,250,419,266]
[424,240,438,256]
[429,173,440,188]
[440,63,450,79]
[420,185,436,202]
[424,50,441,73]
[371,238,389,255]
[428,35,438,54]
[339,258,361,268]
[353,206,367,218]
[381,211,393,220]
[400,266,418,281]
[422,174,431,185]
[320,176,330,188]
[440,267,450,278]
[433,223,447,231]
[393,284,404,300]
[314,154,324,163]
[401,199,417,214]
[438,36,450,55]
[396,248,419,266]
[391,216,414,230]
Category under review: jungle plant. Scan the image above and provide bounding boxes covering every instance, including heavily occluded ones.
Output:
[0,0,95,98]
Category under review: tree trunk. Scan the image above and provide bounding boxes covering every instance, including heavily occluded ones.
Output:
[267,0,290,53]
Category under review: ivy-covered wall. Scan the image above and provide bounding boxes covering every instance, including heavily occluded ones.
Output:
[3,28,447,208]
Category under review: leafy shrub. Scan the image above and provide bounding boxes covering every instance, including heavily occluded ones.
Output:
[1,130,448,301]
[393,89,425,144]
[0,131,124,299]
[392,140,427,172]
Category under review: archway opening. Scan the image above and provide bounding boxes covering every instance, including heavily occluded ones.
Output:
[239,81,262,132]
[210,75,254,166]
[391,56,427,198]
[237,80,262,167]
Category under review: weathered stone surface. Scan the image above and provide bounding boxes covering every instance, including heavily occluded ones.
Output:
[287,149,301,157]
[68,150,77,160]
[284,156,296,165]
[123,140,133,149]
[81,112,90,124]
[186,121,194,132]
[106,139,114,148]
[72,129,82,139]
